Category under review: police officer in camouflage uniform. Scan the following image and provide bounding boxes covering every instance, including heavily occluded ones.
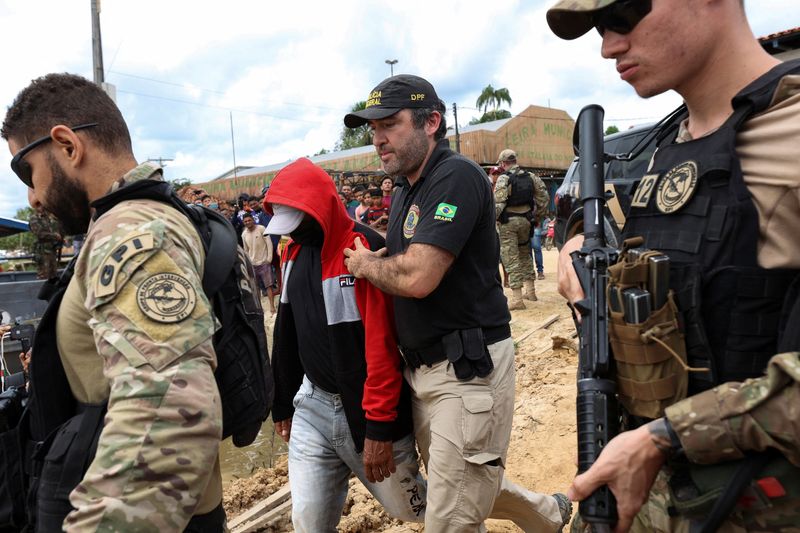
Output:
[28,206,62,279]
[549,0,800,531]
[494,149,549,310]
[2,73,224,531]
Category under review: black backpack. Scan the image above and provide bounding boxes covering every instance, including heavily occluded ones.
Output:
[506,168,535,209]
[92,179,274,446]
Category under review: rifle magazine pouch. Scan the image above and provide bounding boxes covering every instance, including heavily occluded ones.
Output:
[443,330,474,381]
[608,252,689,419]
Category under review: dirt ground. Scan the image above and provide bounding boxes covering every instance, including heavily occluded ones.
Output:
[223,249,580,532]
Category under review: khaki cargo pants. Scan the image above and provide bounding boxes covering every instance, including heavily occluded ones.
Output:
[404,336,563,532]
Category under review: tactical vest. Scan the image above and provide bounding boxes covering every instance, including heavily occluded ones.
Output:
[622,59,800,396]
[505,168,535,209]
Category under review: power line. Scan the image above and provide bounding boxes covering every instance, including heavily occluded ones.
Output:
[115,88,328,125]
[108,70,347,112]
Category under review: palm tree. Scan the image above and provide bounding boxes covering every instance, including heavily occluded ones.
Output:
[474,85,513,124]
[476,85,513,114]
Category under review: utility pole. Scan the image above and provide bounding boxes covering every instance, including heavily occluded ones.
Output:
[91,0,104,84]
[452,103,461,153]
[230,112,238,179]
[385,59,398,77]
[146,157,174,167]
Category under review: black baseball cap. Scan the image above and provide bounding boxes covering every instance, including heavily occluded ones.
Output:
[344,74,440,128]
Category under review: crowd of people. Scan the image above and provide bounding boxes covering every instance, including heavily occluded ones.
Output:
[2,1,799,532]
[175,187,282,313]
[336,175,395,235]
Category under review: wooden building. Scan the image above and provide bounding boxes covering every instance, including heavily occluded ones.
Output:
[194,104,575,201]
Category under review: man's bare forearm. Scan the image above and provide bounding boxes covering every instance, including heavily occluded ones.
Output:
[345,240,452,298]
[357,252,418,297]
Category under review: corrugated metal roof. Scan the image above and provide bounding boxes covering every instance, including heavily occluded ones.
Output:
[0,216,29,237]
[455,118,512,134]
[225,119,510,178]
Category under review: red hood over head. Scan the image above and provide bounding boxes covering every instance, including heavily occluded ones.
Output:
[264,157,355,250]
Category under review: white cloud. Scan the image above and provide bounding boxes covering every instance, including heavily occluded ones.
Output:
[0,0,796,216]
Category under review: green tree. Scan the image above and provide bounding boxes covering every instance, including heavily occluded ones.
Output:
[476,85,512,115]
[471,85,513,124]
[468,109,512,125]
[314,148,330,156]
[0,206,36,254]
[336,101,372,151]
[168,177,193,191]
[605,125,620,135]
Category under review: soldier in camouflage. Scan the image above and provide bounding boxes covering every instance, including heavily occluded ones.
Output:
[2,73,224,531]
[494,149,549,310]
[28,206,62,279]
[549,0,800,531]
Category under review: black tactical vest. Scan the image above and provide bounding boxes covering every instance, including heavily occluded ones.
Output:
[623,59,800,395]
[506,168,535,209]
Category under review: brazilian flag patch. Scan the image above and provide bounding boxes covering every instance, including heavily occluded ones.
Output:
[434,202,457,222]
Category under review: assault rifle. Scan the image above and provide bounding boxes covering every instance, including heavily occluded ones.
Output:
[570,105,619,530]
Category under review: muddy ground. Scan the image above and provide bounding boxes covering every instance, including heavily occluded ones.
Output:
[223,249,580,532]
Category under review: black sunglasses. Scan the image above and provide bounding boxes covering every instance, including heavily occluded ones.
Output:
[10,123,98,189]
[593,0,653,37]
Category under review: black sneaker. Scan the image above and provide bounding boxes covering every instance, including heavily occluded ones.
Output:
[553,493,573,532]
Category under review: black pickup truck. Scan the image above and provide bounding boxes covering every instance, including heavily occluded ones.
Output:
[553,123,658,250]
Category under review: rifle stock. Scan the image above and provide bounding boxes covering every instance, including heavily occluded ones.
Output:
[571,105,619,528]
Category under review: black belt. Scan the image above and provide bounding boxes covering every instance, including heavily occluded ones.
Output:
[399,324,511,369]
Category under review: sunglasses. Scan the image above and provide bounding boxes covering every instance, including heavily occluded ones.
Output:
[10,123,98,189]
[593,0,653,36]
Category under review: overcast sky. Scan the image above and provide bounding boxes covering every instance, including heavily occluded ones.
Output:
[0,0,796,218]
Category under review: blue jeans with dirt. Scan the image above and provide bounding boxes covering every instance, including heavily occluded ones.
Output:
[288,376,426,532]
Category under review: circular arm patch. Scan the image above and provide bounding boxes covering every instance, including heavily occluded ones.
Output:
[136,273,197,323]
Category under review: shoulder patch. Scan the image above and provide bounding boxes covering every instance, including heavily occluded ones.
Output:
[656,161,698,214]
[95,231,156,298]
[434,202,457,222]
[403,204,420,238]
[136,272,197,323]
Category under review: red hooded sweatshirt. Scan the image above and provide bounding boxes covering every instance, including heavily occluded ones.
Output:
[265,158,412,449]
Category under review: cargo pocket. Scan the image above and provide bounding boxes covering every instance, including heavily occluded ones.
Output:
[461,393,499,465]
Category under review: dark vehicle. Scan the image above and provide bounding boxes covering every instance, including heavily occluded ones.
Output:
[553,123,658,250]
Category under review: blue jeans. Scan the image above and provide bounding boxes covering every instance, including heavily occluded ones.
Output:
[531,228,544,274]
[288,376,426,532]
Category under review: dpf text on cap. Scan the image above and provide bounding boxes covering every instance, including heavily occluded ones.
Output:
[546,0,617,40]
[344,74,440,128]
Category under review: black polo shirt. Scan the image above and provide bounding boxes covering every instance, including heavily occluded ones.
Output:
[386,139,510,349]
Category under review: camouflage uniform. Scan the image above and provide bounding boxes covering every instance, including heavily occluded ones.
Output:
[570,353,800,533]
[29,209,62,279]
[494,165,549,289]
[646,351,800,532]
[58,162,223,532]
